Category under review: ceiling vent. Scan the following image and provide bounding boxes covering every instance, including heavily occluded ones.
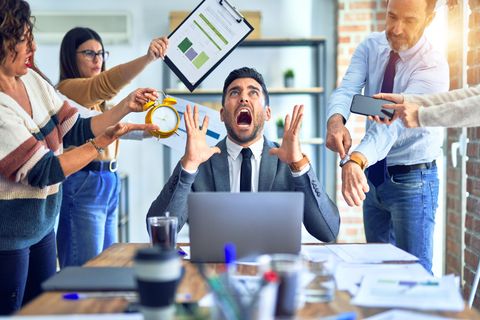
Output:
[32,11,131,45]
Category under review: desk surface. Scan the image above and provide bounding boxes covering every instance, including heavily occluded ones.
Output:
[18,243,480,319]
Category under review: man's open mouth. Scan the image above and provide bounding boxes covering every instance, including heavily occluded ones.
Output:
[236,109,252,126]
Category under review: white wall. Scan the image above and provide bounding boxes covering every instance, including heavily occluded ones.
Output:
[29,0,335,243]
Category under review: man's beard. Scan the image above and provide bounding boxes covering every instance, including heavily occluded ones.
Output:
[226,121,264,144]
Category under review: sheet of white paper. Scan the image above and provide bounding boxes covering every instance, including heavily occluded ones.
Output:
[301,245,334,261]
[364,309,459,320]
[158,95,226,152]
[4,315,142,320]
[352,274,464,312]
[327,243,419,264]
[335,262,430,295]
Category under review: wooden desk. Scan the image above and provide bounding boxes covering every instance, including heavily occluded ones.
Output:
[18,243,480,319]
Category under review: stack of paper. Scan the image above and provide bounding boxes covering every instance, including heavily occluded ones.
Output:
[352,274,464,311]
[326,243,418,264]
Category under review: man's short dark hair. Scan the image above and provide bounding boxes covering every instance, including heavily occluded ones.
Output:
[222,67,270,106]
[387,0,436,15]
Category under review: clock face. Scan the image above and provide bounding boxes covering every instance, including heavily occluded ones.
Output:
[151,106,179,133]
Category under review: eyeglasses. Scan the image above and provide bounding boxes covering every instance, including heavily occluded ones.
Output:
[76,50,109,61]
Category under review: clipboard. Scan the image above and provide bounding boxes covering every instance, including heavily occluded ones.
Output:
[165,0,254,92]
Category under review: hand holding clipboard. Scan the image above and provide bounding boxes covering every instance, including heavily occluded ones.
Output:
[165,0,254,91]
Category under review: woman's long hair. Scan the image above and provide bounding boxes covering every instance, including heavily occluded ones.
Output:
[58,27,106,82]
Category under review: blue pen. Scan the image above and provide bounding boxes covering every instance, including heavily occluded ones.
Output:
[321,312,357,320]
[224,242,236,285]
[62,292,137,300]
[224,242,236,272]
[177,248,187,256]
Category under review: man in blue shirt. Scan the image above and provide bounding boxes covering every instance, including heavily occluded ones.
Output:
[326,0,449,272]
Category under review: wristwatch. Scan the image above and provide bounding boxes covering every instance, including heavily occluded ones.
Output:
[289,154,310,172]
[339,153,367,170]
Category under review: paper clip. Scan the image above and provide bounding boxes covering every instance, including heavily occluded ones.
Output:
[219,0,244,23]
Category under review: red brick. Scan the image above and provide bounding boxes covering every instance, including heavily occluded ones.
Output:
[350,1,377,10]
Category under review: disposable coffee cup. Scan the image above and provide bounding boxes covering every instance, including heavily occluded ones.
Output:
[147,216,178,250]
[134,247,182,320]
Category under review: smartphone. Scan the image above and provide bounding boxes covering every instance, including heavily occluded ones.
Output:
[350,94,395,120]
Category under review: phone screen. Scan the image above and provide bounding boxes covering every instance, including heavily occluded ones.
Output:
[350,94,394,119]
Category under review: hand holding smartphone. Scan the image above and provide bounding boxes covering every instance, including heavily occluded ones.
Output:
[350,94,395,120]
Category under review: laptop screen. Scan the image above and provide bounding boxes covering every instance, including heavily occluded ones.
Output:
[188,192,304,262]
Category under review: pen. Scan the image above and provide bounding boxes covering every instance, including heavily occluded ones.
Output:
[62,292,137,300]
[321,311,357,320]
[224,242,236,277]
[177,248,187,256]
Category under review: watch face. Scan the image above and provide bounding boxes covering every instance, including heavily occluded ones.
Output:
[151,106,179,133]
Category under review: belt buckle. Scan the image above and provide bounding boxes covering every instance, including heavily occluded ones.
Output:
[109,159,118,173]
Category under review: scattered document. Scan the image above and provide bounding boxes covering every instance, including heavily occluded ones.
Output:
[335,263,430,295]
[159,95,226,152]
[301,244,335,261]
[327,243,419,264]
[3,315,142,320]
[364,309,459,320]
[352,274,464,312]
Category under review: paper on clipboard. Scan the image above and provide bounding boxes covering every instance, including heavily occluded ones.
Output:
[165,0,253,91]
[158,95,226,152]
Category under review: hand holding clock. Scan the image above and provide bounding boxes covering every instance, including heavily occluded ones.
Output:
[181,104,221,171]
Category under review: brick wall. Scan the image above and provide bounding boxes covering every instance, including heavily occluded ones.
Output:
[464,0,480,308]
[336,0,386,242]
[445,1,464,282]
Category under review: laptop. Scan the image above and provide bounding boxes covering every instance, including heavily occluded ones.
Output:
[188,192,304,263]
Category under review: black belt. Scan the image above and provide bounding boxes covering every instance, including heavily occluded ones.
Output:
[387,160,436,175]
[80,160,117,173]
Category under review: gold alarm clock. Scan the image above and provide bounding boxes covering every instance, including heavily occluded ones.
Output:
[143,97,180,138]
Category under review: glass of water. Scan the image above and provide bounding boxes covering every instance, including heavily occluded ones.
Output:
[304,253,337,303]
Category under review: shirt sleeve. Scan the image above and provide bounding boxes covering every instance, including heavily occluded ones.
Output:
[353,57,450,165]
[326,39,369,121]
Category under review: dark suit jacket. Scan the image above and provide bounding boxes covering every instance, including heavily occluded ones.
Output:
[147,137,340,242]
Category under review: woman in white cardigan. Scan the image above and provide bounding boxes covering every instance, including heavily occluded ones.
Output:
[371,85,480,128]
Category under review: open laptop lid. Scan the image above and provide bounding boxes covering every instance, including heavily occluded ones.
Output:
[188,192,304,263]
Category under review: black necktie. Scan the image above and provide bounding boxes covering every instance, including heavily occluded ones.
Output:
[240,148,253,192]
[367,51,400,187]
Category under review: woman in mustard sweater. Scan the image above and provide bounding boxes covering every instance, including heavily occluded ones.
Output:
[56,27,168,267]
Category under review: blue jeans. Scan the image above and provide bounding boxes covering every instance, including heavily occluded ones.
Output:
[57,170,120,267]
[0,230,56,315]
[363,166,439,272]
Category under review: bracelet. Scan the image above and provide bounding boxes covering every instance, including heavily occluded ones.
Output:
[88,138,104,154]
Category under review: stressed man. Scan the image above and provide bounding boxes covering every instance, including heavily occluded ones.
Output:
[326,0,449,271]
[148,67,340,242]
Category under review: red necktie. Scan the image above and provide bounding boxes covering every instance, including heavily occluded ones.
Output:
[368,51,400,187]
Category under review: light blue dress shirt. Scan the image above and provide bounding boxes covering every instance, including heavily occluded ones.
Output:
[327,32,449,166]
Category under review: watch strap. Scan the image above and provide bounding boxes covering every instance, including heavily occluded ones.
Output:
[289,154,310,172]
[349,153,367,170]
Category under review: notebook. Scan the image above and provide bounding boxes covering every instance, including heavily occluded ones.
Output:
[42,267,135,291]
[188,192,304,263]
